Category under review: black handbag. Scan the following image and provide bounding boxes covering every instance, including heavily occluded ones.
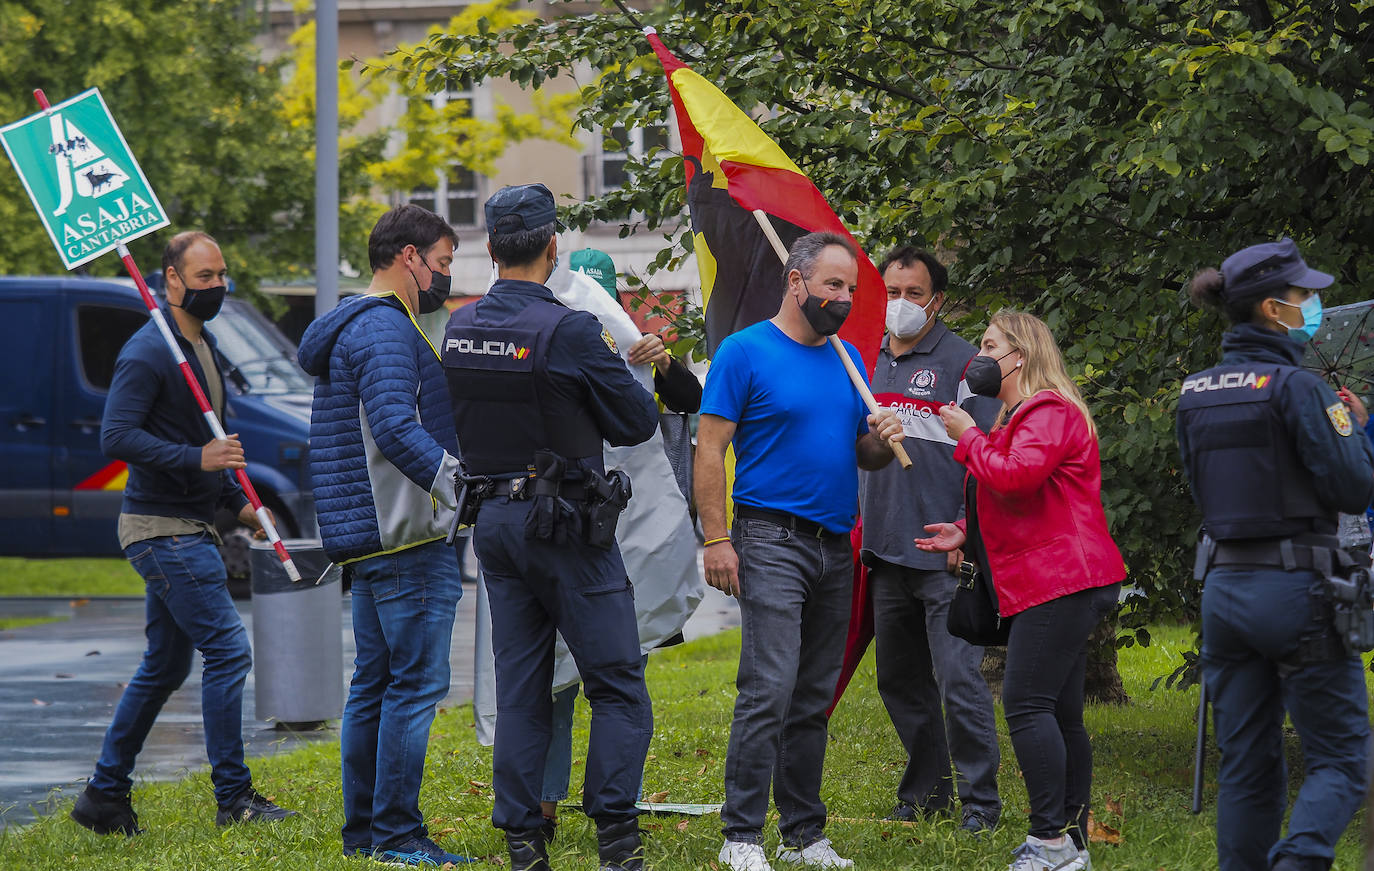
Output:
[947,559,1011,646]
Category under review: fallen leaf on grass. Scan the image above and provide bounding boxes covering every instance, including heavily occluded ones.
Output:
[708,862,719,871]
[675,820,690,832]
[468,780,487,788]
[1104,795,1123,816]
[694,764,708,776]
[1087,811,1121,845]
[695,748,710,757]
[646,790,670,803]
[435,827,456,836]
[466,787,482,795]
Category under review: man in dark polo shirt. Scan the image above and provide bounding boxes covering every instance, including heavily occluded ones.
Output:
[860,246,1001,832]
[696,231,902,871]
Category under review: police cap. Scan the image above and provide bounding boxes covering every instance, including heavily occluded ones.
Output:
[485,183,558,236]
[1220,237,1333,302]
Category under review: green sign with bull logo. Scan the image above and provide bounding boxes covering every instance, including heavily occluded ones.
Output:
[1,88,169,269]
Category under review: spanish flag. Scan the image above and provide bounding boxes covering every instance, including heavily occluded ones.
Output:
[647,30,885,373]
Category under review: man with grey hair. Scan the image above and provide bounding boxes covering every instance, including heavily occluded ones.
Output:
[696,231,903,871]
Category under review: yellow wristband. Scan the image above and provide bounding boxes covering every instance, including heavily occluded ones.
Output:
[703,537,731,547]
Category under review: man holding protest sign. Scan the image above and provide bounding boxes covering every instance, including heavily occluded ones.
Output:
[71,231,295,835]
[696,232,902,871]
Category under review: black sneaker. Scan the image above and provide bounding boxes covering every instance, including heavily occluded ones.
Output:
[960,808,998,836]
[883,800,922,822]
[70,784,143,836]
[215,787,298,826]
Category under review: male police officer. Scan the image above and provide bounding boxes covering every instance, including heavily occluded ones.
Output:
[443,184,660,871]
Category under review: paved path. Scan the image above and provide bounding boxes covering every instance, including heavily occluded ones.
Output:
[0,578,740,828]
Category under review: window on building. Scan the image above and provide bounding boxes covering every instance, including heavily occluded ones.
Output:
[599,122,671,194]
[405,83,482,227]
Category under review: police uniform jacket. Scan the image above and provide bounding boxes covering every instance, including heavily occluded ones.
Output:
[1176,323,1374,541]
[953,390,1126,616]
[443,279,659,477]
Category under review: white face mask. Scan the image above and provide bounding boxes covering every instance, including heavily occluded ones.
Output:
[886,297,934,339]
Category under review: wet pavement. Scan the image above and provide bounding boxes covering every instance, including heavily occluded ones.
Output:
[0,575,740,828]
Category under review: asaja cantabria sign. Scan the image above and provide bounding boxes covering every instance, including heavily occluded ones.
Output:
[1,88,169,269]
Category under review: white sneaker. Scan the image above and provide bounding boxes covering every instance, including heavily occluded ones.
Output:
[1007,836,1087,871]
[719,840,776,871]
[776,837,855,869]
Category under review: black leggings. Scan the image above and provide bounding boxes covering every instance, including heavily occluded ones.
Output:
[1002,583,1120,844]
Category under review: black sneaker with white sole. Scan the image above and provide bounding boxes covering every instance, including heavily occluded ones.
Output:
[215,787,298,826]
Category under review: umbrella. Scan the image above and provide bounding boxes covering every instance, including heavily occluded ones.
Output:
[1303,299,1374,395]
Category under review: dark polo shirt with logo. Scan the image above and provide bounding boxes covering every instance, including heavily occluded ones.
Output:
[859,321,997,571]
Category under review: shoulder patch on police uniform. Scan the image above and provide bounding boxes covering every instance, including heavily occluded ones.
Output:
[600,327,618,354]
[1326,401,1354,436]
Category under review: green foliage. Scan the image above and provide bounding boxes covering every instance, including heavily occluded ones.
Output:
[2,624,1370,866]
[389,0,1374,644]
[352,0,580,195]
[0,0,385,296]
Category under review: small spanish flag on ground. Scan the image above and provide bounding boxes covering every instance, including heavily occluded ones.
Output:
[646,29,885,373]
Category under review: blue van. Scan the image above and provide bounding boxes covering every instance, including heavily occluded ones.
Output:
[0,276,315,583]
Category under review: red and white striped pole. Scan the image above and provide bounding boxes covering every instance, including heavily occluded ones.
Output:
[35,89,301,582]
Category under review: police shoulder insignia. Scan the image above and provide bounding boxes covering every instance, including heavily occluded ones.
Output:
[600,327,618,354]
[1326,402,1354,437]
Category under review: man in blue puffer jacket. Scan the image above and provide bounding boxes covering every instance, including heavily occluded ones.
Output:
[298,204,470,866]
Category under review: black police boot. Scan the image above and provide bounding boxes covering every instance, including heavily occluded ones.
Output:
[506,827,551,871]
[596,817,644,871]
[70,783,144,836]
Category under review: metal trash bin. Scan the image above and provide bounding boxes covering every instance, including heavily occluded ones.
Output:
[249,539,342,727]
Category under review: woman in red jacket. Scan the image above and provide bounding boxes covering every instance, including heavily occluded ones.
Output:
[916,311,1125,871]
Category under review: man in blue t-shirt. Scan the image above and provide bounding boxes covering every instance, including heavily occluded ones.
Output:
[696,231,903,871]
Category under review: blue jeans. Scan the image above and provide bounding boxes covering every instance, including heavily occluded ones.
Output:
[92,531,253,807]
[869,561,1000,819]
[721,517,852,847]
[541,683,581,803]
[474,496,651,833]
[340,540,462,851]
[1202,568,1371,871]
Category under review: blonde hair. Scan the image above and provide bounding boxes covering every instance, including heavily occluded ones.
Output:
[988,310,1096,437]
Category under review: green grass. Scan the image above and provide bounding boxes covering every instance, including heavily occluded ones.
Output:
[0,615,65,631]
[0,557,143,597]
[1,624,1369,869]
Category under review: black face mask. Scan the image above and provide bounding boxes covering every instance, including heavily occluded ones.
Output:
[173,271,227,321]
[799,278,852,336]
[964,351,1017,397]
[410,255,452,315]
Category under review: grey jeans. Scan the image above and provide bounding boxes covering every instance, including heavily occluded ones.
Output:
[870,560,1001,820]
[720,517,853,846]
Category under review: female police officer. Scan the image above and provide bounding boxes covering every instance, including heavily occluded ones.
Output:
[1177,237,1373,871]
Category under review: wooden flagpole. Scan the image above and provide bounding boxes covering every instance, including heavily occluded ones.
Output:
[751,209,912,470]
